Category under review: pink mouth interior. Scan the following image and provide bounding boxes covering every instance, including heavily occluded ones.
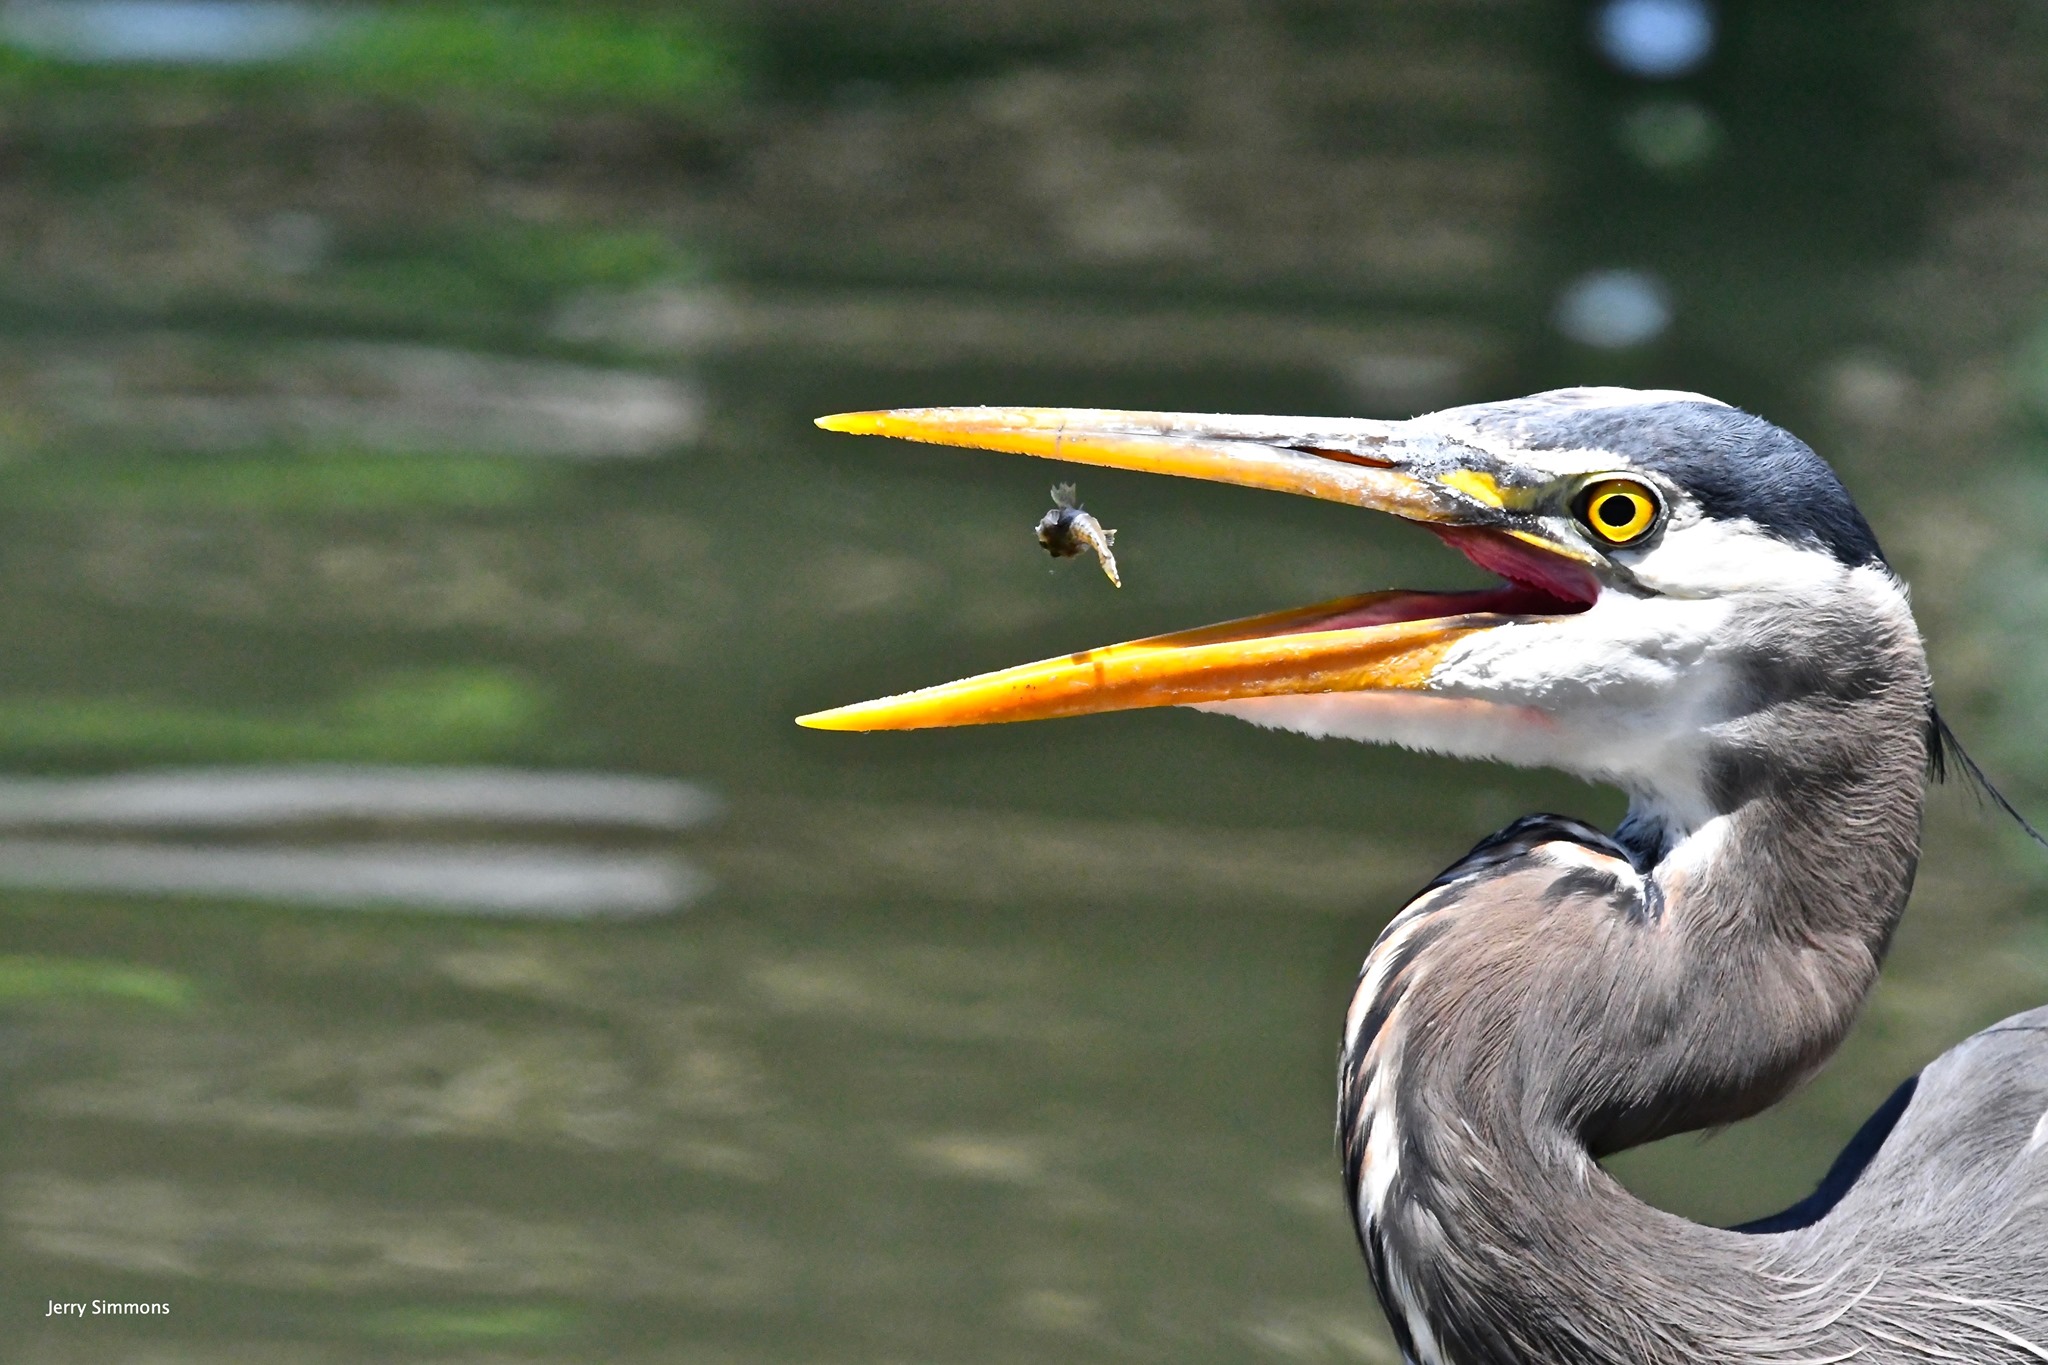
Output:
[1276,528,1601,634]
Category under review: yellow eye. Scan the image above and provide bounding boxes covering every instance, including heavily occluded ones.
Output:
[1574,478,1661,546]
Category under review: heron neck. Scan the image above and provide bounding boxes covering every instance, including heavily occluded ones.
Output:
[1375,1115,1799,1364]
[1356,635,1933,1362]
[1590,663,1932,1151]
[1625,705,1929,962]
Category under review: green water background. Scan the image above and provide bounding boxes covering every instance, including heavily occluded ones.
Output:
[4,2,2048,1360]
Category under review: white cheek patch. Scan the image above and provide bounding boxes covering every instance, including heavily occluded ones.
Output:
[1193,606,1735,807]
[1192,693,1558,764]
[1425,593,1737,795]
[1191,535,1917,829]
[1625,517,1855,598]
[1434,593,1733,706]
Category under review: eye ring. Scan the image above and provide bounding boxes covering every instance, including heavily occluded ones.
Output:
[1573,477,1662,547]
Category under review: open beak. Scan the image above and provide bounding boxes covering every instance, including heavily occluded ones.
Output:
[798,407,1599,731]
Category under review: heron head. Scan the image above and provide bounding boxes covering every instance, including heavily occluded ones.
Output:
[801,388,1927,836]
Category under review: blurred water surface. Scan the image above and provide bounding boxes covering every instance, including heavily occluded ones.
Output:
[5,2,2048,1361]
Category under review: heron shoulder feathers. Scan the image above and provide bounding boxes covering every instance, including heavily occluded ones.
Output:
[1737,1008,2048,1356]
[1848,1007,2048,1226]
[1340,818,1656,1222]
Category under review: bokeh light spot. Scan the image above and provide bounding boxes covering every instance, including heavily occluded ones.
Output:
[1,0,328,65]
[1595,0,1716,79]
[1554,269,1673,348]
[1617,98,1724,173]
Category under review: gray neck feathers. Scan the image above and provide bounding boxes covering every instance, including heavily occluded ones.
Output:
[1596,586,1932,1149]
[1355,589,1933,1364]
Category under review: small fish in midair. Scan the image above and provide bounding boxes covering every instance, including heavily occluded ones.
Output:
[1035,483,1120,587]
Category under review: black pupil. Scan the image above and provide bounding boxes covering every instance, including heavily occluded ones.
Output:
[1596,494,1638,529]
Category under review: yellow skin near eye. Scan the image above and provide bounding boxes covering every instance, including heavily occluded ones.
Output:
[1577,479,1659,545]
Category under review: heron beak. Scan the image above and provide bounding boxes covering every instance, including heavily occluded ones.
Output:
[798,407,1597,731]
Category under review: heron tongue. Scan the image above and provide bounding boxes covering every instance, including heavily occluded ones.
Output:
[1430,526,1602,608]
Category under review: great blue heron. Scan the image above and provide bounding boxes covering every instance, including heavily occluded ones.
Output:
[801,390,2048,1363]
